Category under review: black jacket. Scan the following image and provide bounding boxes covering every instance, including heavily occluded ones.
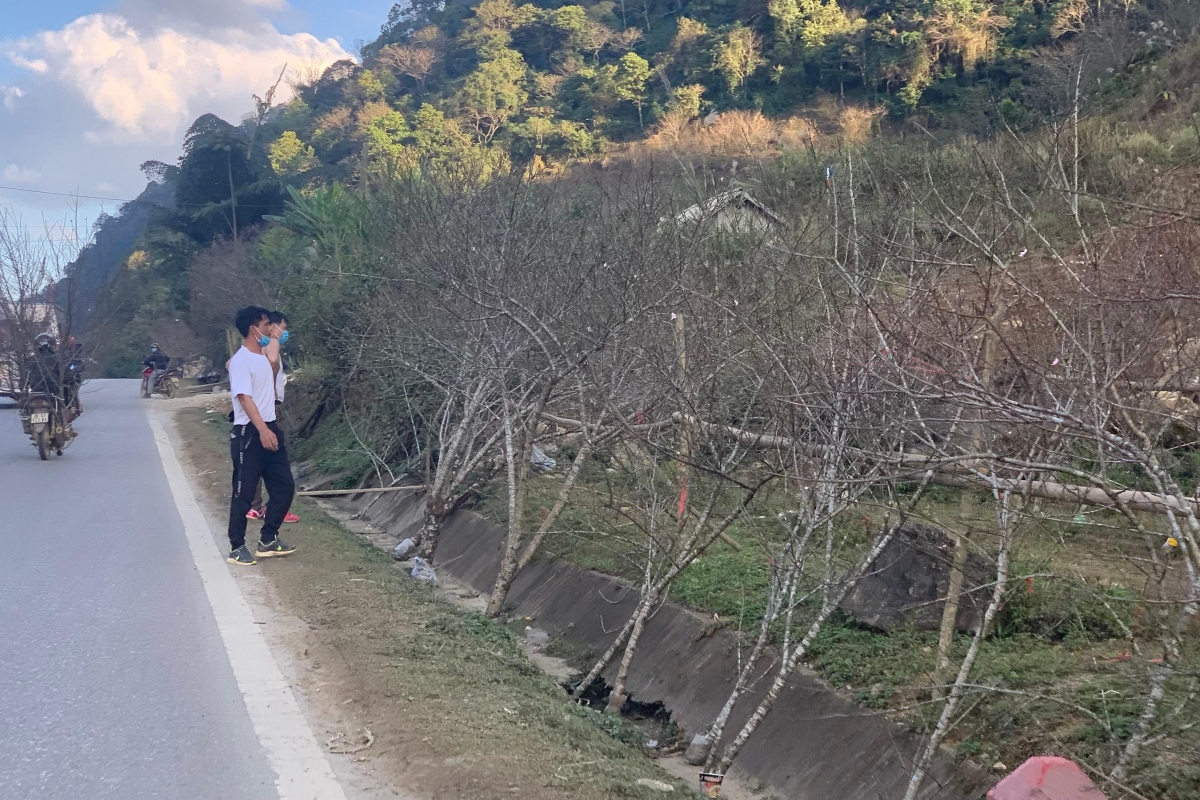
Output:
[143,351,170,370]
[24,352,60,394]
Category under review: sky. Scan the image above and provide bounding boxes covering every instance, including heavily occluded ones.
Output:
[0,0,397,247]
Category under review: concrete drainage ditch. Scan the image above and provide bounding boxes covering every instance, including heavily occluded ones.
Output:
[312,483,991,800]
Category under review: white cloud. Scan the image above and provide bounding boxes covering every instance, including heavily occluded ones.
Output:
[3,163,41,183]
[6,13,349,142]
[0,85,23,111]
[0,3,351,225]
[9,55,47,73]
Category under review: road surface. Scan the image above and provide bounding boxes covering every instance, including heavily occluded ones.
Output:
[0,380,278,799]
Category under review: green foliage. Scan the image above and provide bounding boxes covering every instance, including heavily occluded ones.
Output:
[459,48,530,142]
[268,131,317,176]
[714,25,765,96]
[172,114,286,243]
[996,574,1134,643]
[614,52,651,126]
[174,0,1165,183]
[770,0,861,48]
[669,542,770,619]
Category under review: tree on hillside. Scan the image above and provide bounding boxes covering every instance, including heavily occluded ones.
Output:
[714,26,765,97]
[173,114,285,243]
[269,131,318,177]
[615,52,652,127]
[459,49,530,143]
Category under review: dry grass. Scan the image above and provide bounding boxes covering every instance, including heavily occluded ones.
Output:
[645,110,822,157]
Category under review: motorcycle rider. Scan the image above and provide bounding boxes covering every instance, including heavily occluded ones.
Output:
[24,334,60,396]
[24,334,81,421]
[141,343,170,397]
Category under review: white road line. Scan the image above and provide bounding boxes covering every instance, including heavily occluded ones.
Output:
[148,410,348,800]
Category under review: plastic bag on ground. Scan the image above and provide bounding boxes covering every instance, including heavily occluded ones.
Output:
[410,556,439,585]
[392,538,417,561]
[530,444,557,472]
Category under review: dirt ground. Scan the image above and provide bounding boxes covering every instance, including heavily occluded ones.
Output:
[172,403,693,800]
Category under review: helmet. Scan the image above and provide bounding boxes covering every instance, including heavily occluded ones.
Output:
[35,333,56,351]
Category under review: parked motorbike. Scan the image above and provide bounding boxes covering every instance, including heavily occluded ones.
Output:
[142,361,183,399]
[20,392,74,460]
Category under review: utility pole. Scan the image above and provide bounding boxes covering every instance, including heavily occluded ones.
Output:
[933,303,1003,699]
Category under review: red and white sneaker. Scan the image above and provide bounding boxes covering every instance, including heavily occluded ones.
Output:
[283,512,300,523]
[246,508,264,520]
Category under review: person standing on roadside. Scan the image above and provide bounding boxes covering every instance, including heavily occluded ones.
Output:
[226,306,297,566]
[247,311,300,524]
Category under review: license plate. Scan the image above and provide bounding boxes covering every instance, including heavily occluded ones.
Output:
[30,412,49,424]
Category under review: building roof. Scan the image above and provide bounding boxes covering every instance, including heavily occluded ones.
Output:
[674,188,782,226]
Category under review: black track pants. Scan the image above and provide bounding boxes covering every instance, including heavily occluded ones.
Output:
[227,422,295,550]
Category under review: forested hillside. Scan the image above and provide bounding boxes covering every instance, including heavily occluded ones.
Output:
[255,0,1197,172]
[82,0,1200,374]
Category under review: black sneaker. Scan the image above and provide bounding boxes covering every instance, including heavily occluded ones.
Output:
[228,545,257,566]
[256,538,297,558]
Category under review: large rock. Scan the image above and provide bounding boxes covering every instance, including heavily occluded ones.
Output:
[840,523,989,633]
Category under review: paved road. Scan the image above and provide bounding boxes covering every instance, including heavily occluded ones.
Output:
[0,380,277,799]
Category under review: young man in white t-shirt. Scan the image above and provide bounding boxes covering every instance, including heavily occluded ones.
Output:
[226,305,297,565]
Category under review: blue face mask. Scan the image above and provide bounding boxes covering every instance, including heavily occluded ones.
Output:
[253,326,270,348]
[279,330,290,345]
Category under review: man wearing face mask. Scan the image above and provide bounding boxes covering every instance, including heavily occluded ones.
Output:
[226,306,297,566]
[247,311,300,523]
[141,343,169,397]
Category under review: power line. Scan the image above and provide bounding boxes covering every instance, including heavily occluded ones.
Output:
[0,183,287,210]
[0,185,138,204]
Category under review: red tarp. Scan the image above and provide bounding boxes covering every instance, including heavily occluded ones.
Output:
[987,757,1107,800]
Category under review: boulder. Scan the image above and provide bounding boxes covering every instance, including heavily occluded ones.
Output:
[840,523,989,633]
[181,357,211,379]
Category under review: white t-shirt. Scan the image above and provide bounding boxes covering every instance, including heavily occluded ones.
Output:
[275,368,286,403]
[229,347,277,425]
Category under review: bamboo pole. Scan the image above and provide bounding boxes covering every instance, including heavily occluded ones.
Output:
[296,485,426,497]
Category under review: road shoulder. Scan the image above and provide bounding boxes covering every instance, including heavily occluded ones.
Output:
[166,403,691,800]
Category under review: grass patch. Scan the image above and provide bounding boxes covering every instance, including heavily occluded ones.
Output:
[179,408,695,800]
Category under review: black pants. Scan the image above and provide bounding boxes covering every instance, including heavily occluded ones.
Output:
[227,422,295,551]
[250,402,284,512]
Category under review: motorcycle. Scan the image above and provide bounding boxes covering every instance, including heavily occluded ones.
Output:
[20,391,74,460]
[142,361,183,399]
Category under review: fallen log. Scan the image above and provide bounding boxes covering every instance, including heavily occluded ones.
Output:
[671,413,1200,517]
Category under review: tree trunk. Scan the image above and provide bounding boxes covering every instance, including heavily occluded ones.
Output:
[572,610,639,700]
[932,316,998,699]
[713,516,908,773]
[417,499,446,559]
[606,551,656,713]
[701,580,783,764]
[932,515,970,699]
[486,409,530,618]
[1112,565,1198,779]
[901,502,1012,800]
[572,484,765,701]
